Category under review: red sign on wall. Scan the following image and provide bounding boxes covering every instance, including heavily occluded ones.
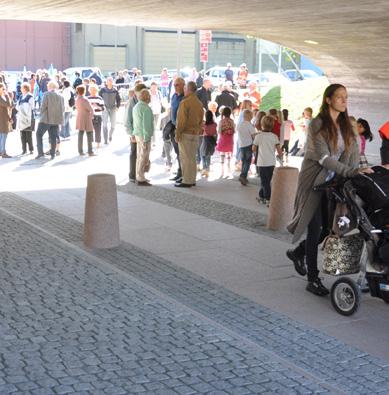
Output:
[200,41,208,62]
[199,30,212,44]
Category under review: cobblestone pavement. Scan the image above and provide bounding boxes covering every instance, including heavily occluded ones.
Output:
[1,192,389,394]
[117,184,291,243]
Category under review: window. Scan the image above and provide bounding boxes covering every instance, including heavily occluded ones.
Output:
[75,23,83,33]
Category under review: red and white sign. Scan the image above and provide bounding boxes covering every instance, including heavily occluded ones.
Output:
[200,42,208,62]
[199,30,212,44]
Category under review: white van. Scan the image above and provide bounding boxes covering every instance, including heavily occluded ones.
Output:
[63,67,104,85]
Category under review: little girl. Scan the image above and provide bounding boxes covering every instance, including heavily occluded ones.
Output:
[357,118,373,167]
[200,110,217,177]
[216,106,235,176]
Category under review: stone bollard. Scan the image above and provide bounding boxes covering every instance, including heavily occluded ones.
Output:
[84,173,120,248]
[267,166,299,231]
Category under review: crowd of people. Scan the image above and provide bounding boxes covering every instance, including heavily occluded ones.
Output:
[1,65,387,298]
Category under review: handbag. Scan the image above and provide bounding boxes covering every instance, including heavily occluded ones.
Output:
[322,234,364,275]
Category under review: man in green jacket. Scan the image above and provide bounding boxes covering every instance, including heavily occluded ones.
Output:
[133,89,154,186]
[124,83,146,182]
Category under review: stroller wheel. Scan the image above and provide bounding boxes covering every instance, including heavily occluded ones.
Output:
[331,278,361,316]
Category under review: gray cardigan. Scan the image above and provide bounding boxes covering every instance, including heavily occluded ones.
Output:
[39,91,64,126]
[287,117,360,243]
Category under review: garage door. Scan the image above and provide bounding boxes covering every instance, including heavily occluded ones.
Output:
[92,45,126,73]
[144,31,195,74]
[208,39,245,68]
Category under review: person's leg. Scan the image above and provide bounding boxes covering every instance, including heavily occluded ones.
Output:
[21,130,27,153]
[135,137,151,183]
[220,153,225,175]
[264,166,275,200]
[102,110,109,144]
[64,112,71,138]
[196,136,203,166]
[171,134,182,178]
[108,108,116,140]
[26,130,33,152]
[240,146,251,178]
[164,140,172,167]
[0,133,5,155]
[129,139,137,181]
[188,135,199,184]
[283,140,289,154]
[86,132,93,154]
[178,140,188,183]
[78,130,84,154]
[0,133,4,154]
[35,122,47,156]
[258,167,265,198]
[305,205,323,282]
[2,133,8,156]
[48,125,58,158]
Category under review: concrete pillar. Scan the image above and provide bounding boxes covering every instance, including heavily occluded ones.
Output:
[267,166,299,231]
[84,173,120,248]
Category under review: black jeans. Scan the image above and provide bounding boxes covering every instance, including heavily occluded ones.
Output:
[129,140,137,180]
[20,128,33,153]
[258,166,274,200]
[78,131,93,154]
[294,193,329,282]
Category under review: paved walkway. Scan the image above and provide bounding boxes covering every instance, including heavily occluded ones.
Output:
[1,119,389,394]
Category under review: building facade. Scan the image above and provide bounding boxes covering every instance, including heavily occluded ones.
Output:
[0,20,71,71]
[71,24,258,74]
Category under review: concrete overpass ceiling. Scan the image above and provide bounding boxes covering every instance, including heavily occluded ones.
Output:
[2,1,389,94]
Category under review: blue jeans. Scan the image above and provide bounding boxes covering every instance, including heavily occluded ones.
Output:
[36,123,59,157]
[240,145,252,178]
[0,132,8,154]
[60,112,71,138]
[102,108,117,142]
[202,155,211,170]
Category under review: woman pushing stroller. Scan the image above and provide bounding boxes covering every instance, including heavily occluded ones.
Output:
[286,84,374,296]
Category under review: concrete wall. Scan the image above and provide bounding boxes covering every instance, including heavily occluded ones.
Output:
[0,20,71,71]
[71,24,257,73]
[71,24,140,69]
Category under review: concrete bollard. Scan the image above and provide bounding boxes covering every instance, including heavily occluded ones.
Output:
[84,173,120,248]
[267,166,299,231]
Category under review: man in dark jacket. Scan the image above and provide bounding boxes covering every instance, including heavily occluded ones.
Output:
[215,81,238,115]
[196,78,212,110]
[99,77,121,143]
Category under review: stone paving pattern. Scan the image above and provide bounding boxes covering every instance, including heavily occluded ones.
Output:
[117,183,291,242]
[1,192,389,394]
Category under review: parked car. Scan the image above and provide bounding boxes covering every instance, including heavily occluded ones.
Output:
[284,69,321,81]
[204,66,239,87]
[247,72,290,88]
[63,67,105,85]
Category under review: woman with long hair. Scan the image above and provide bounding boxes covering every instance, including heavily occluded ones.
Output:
[286,84,373,296]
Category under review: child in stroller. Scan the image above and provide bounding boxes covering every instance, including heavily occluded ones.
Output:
[319,165,389,315]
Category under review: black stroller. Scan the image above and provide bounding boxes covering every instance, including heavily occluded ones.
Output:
[316,166,389,316]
